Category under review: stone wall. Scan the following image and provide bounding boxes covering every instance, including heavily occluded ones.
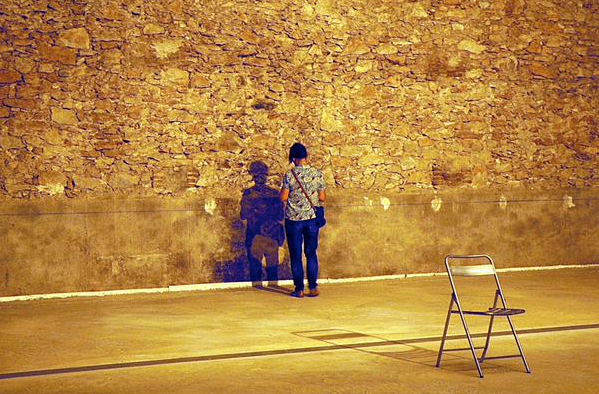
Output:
[1,0,597,197]
[0,0,598,296]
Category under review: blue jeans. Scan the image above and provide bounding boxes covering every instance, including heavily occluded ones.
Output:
[285,219,319,292]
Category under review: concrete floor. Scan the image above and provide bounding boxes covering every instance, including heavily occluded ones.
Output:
[1,267,598,393]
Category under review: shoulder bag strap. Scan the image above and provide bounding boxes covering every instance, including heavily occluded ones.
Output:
[290,168,316,209]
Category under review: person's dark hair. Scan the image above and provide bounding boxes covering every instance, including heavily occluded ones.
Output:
[289,143,307,163]
[248,161,268,177]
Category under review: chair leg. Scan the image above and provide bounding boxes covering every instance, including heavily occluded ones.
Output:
[497,290,531,373]
[480,291,499,363]
[506,315,531,373]
[480,315,495,363]
[456,309,484,378]
[436,296,454,367]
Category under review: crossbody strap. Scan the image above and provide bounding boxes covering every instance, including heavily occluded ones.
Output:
[290,168,316,209]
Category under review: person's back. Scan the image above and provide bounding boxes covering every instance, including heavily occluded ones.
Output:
[283,165,324,222]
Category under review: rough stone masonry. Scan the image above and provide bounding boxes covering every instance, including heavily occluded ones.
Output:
[0,0,597,295]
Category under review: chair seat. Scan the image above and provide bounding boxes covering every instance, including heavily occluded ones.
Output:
[458,307,525,316]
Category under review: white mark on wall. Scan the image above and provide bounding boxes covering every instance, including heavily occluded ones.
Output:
[562,195,575,209]
[111,260,122,276]
[380,197,391,211]
[36,184,65,195]
[499,194,508,210]
[431,196,442,212]
[364,196,374,209]
[204,198,217,215]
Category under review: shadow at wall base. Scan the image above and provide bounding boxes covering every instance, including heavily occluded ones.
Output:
[0,187,597,297]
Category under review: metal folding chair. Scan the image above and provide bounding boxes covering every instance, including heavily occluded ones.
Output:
[436,254,531,378]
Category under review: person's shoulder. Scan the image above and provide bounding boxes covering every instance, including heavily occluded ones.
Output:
[264,187,279,198]
[308,166,323,176]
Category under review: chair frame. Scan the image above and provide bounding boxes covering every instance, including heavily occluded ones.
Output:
[436,254,531,378]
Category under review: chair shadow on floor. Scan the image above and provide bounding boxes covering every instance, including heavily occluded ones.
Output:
[293,329,513,377]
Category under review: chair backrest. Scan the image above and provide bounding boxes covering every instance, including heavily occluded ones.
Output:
[449,264,495,277]
[444,255,503,302]
[445,254,497,277]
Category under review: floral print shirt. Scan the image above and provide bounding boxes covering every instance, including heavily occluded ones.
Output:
[282,165,326,221]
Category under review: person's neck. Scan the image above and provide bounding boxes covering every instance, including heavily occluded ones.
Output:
[293,159,307,167]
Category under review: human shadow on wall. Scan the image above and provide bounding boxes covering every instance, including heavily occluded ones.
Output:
[214,161,291,290]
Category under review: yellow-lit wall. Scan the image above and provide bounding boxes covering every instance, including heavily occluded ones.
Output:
[0,0,597,296]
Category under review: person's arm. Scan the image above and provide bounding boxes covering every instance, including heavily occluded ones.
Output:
[280,172,290,203]
[318,189,326,204]
[318,171,326,204]
[280,187,289,203]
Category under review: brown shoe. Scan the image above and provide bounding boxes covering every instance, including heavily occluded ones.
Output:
[306,288,320,297]
[290,290,304,298]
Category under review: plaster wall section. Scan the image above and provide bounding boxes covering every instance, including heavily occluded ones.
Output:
[1,188,597,296]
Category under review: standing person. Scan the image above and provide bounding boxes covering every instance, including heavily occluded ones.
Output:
[280,143,326,298]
